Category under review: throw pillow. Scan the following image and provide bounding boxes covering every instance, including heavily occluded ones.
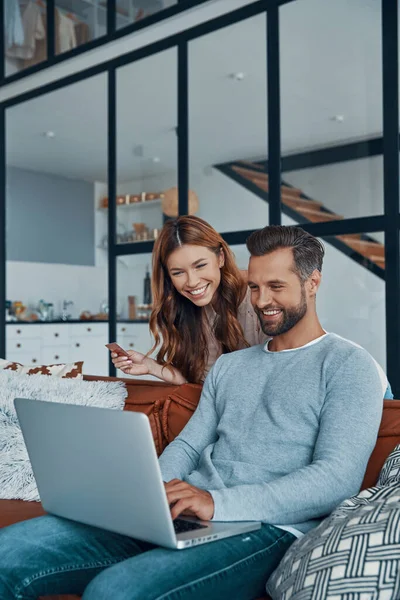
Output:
[266,445,400,600]
[0,370,127,501]
[0,358,84,379]
[377,443,400,486]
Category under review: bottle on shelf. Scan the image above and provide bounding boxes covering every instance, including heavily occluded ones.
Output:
[143,266,152,306]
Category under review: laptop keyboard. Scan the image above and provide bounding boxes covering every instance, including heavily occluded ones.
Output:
[173,519,208,534]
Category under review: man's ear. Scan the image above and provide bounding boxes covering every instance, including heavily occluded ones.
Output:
[307,269,321,297]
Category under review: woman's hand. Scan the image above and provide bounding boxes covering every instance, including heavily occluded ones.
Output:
[111,350,150,376]
[111,350,187,385]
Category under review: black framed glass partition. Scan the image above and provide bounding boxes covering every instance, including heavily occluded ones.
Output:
[115,48,177,247]
[1,0,209,84]
[280,0,383,224]
[1,0,400,393]
[116,0,178,31]
[5,73,109,375]
[189,13,269,234]
[5,0,49,77]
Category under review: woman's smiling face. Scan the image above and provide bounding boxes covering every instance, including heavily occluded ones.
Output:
[166,244,224,306]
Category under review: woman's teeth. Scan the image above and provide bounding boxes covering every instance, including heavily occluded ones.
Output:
[189,285,208,296]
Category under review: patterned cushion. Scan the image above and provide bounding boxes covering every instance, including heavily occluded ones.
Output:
[266,446,400,600]
[377,444,400,486]
[0,358,83,379]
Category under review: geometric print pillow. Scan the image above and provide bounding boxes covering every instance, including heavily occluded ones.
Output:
[266,446,400,600]
[377,443,400,486]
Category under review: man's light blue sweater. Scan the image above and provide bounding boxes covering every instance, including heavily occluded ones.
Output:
[159,333,384,534]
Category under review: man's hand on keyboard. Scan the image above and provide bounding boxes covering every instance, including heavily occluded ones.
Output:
[165,479,215,521]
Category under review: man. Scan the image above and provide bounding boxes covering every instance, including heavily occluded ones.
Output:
[0,226,385,600]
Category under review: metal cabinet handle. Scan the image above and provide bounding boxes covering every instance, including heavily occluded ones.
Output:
[16,329,21,334]
[16,343,21,348]
[87,328,92,332]
[32,358,37,363]
[54,333,59,337]
[54,355,59,360]
[122,327,126,332]
[76,343,80,347]
[129,343,134,348]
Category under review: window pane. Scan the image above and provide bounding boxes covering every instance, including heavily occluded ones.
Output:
[6,74,109,376]
[189,14,268,233]
[280,0,383,221]
[55,0,107,54]
[114,49,177,244]
[116,0,177,31]
[5,0,47,77]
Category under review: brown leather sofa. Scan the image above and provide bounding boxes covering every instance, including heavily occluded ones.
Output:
[1,375,400,600]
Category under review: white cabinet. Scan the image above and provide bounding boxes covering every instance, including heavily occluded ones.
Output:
[5,322,156,378]
[41,324,70,366]
[68,323,108,376]
[6,327,42,365]
[6,323,109,376]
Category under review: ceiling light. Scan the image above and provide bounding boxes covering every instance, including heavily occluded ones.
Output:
[330,115,344,123]
[230,72,245,81]
[152,157,161,163]
[43,130,55,138]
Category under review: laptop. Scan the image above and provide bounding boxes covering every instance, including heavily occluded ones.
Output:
[14,398,261,549]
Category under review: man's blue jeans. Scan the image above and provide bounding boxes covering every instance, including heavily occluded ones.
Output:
[0,515,295,600]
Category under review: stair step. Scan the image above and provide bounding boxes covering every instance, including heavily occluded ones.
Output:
[338,236,385,259]
[232,165,268,179]
[281,195,323,210]
[232,166,302,198]
[370,255,385,264]
[237,160,265,171]
[296,206,343,222]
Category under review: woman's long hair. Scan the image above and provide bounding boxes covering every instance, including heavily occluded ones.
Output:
[149,216,248,383]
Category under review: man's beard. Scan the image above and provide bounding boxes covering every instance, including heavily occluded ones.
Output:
[256,286,308,337]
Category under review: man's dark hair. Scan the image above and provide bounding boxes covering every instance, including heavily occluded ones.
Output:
[246,225,325,282]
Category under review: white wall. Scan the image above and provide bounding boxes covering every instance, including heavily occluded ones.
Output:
[192,168,269,232]
[7,181,108,319]
[284,156,384,227]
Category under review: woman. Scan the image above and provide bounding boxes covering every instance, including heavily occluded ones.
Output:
[112,215,266,384]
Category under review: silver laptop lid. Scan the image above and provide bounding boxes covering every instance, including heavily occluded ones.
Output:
[14,398,178,548]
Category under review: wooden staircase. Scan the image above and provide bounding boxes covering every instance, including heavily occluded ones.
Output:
[219,161,385,276]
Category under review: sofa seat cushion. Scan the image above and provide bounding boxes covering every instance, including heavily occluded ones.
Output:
[0,498,46,528]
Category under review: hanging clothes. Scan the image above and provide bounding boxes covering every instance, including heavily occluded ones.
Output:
[22,8,47,68]
[74,21,90,47]
[57,8,77,54]
[6,0,45,60]
[4,0,24,49]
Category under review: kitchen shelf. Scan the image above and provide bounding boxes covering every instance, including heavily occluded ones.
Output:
[98,199,162,211]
